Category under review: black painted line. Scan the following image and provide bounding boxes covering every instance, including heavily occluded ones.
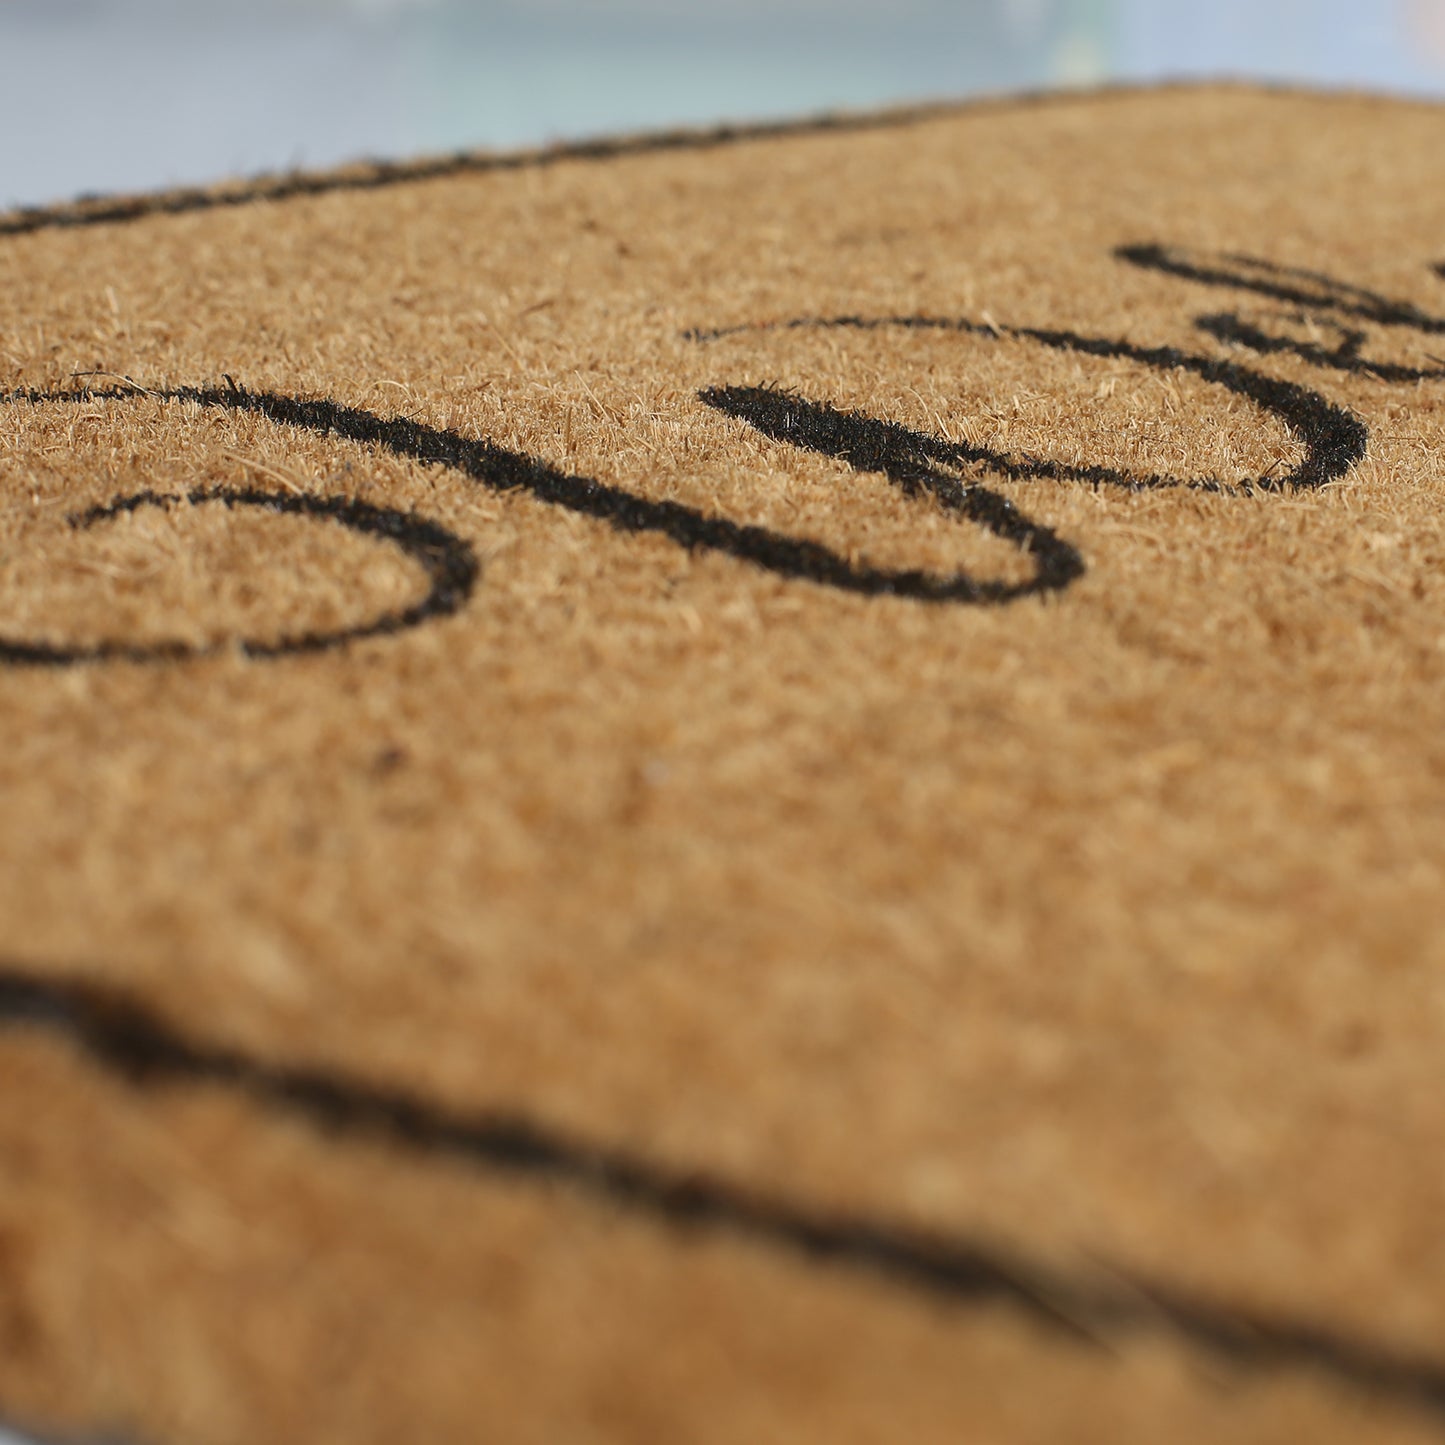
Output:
[0,381,1079,673]
[0,83,1361,243]
[0,485,477,667]
[4,298,1375,668]
[1195,311,1445,383]
[1118,243,1445,351]
[0,92,1075,241]
[0,105,958,238]
[1118,245,1445,384]
[697,383,1083,598]
[4,962,1445,1425]
[688,315,1367,494]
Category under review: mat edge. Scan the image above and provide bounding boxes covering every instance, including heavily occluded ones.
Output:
[4,77,1440,241]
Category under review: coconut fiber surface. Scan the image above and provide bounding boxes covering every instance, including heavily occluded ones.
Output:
[2,82,1445,1444]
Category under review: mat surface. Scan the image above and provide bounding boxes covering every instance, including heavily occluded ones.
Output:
[2,84,1445,1444]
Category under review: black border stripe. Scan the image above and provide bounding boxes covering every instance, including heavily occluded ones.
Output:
[2,82,1437,241]
[4,963,1445,1426]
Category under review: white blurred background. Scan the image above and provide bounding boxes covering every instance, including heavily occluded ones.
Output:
[2,0,1445,210]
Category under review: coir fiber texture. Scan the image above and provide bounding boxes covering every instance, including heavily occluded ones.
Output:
[2,84,1445,1444]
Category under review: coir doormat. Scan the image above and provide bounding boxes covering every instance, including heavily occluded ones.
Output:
[2,83,1445,1445]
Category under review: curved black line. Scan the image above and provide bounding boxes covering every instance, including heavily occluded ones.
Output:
[689,315,1367,493]
[1117,243,1445,336]
[699,386,1083,601]
[0,485,478,667]
[1195,312,1445,383]
[4,962,1445,1426]
[1,385,1079,618]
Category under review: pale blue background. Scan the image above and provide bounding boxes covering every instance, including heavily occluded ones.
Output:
[2,0,1445,210]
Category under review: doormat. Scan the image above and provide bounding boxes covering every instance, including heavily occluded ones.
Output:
[3,84,1445,1445]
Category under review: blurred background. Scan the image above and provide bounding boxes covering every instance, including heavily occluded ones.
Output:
[3,0,1445,210]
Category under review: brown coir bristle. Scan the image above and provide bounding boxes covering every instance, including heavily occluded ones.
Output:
[3,84,1445,1445]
